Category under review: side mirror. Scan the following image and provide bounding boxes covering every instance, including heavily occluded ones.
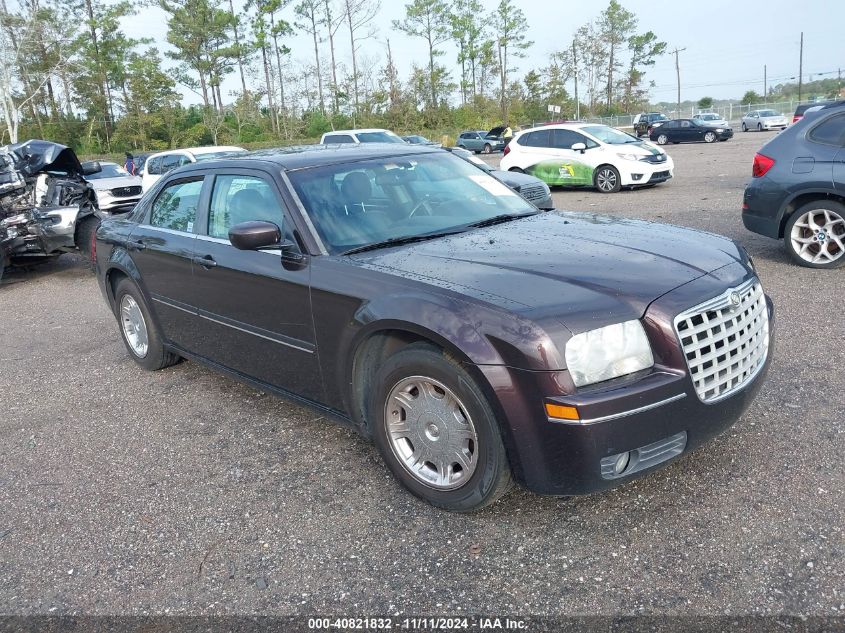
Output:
[571,142,587,153]
[81,161,102,176]
[229,221,282,250]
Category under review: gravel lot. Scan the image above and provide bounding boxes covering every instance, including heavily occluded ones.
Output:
[1,131,843,618]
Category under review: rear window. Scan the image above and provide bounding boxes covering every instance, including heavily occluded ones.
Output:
[355,132,404,144]
[519,130,550,147]
[323,134,355,144]
[808,114,845,146]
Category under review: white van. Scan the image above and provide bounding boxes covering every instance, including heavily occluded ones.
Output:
[141,146,247,191]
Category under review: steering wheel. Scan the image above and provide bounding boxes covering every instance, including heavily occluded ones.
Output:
[408,194,453,218]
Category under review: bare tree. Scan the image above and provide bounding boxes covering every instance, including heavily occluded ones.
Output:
[295,0,325,114]
[342,0,378,113]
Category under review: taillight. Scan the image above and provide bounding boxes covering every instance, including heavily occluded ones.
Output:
[503,143,511,157]
[752,153,775,178]
[792,114,801,123]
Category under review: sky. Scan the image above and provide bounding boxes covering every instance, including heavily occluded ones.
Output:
[120,0,845,106]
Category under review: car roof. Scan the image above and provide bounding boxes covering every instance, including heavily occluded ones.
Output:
[147,146,245,159]
[164,143,443,172]
[324,128,393,135]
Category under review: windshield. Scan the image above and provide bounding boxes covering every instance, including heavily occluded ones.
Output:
[582,125,640,145]
[194,150,248,162]
[758,110,780,117]
[288,152,537,254]
[356,131,405,144]
[696,113,719,121]
[85,163,130,179]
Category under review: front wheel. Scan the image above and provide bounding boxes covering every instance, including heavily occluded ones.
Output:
[369,343,511,512]
[784,201,845,268]
[595,165,622,193]
[114,278,181,370]
[757,123,763,132]
[656,134,668,145]
[704,131,717,143]
[482,143,492,154]
[742,122,748,132]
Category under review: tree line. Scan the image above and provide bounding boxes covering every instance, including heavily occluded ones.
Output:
[0,0,668,154]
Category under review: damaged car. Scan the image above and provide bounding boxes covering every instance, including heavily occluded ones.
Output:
[0,140,103,276]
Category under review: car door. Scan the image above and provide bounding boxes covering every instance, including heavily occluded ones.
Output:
[186,168,324,401]
[548,129,597,186]
[677,120,694,142]
[463,132,479,151]
[128,175,206,346]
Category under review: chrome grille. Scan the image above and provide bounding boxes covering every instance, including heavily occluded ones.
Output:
[110,185,142,197]
[519,183,546,201]
[674,279,769,403]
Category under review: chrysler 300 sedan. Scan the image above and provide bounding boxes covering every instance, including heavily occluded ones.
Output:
[95,144,774,512]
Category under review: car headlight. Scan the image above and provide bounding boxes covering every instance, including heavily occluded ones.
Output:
[616,153,640,161]
[565,320,654,387]
[715,128,724,132]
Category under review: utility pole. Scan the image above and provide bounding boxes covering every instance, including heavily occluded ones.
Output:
[670,47,686,116]
[798,31,804,102]
[572,41,580,120]
[764,64,767,99]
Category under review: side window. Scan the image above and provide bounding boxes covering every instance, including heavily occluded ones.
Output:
[808,114,845,146]
[680,120,691,128]
[523,130,550,147]
[324,135,355,144]
[146,156,161,175]
[159,153,185,174]
[551,129,586,149]
[150,178,203,232]
[208,175,285,240]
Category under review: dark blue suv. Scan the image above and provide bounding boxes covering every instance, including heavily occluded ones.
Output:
[742,101,845,268]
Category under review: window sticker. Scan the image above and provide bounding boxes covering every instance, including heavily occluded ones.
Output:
[467,174,517,197]
[186,221,194,232]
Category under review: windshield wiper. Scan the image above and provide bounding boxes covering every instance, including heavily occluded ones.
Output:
[342,228,468,255]
[468,211,539,229]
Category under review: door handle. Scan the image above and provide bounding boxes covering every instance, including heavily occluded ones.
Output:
[127,239,146,251]
[193,255,217,268]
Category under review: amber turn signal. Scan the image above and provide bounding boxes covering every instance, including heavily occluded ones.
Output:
[545,403,580,420]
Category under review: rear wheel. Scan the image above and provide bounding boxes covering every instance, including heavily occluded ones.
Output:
[482,143,492,154]
[114,278,180,370]
[75,214,100,264]
[757,123,763,132]
[784,201,845,268]
[594,165,621,193]
[742,122,748,132]
[656,134,668,145]
[369,343,511,512]
[704,131,717,143]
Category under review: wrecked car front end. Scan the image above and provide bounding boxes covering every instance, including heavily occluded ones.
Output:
[0,140,100,270]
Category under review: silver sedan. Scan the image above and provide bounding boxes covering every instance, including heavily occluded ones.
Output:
[741,109,789,132]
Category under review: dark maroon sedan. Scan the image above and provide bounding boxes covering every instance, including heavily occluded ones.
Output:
[94,145,774,512]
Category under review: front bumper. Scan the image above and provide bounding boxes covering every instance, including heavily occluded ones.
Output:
[762,121,787,130]
[621,157,675,186]
[483,264,774,496]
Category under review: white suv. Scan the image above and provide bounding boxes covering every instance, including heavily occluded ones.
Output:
[500,123,674,193]
[141,146,246,191]
[320,129,406,145]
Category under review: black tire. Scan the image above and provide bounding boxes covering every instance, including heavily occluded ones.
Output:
[783,200,845,269]
[704,131,717,143]
[75,214,100,264]
[757,123,763,132]
[508,167,525,173]
[113,278,180,370]
[457,144,466,150]
[369,343,511,512]
[742,122,748,132]
[482,143,492,154]
[656,134,668,145]
[594,165,622,193]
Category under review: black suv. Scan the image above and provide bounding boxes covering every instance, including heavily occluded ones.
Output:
[742,101,845,268]
[634,112,669,137]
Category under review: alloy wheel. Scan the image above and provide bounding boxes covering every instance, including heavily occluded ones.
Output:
[790,208,845,265]
[384,376,479,490]
[657,134,668,145]
[120,294,149,358]
[596,168,618,192]
[704,132,716,143]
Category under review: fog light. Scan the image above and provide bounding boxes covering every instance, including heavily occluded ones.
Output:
[631,173,643,181]
[613,451,630,475]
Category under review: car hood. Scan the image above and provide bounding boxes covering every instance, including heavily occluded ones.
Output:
[1,140,84,177]
[490,169,547,189]
[89,175,142,191]
[348,212,743,331]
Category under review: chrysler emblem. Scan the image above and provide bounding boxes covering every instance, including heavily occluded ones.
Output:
[729,291,741,307]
